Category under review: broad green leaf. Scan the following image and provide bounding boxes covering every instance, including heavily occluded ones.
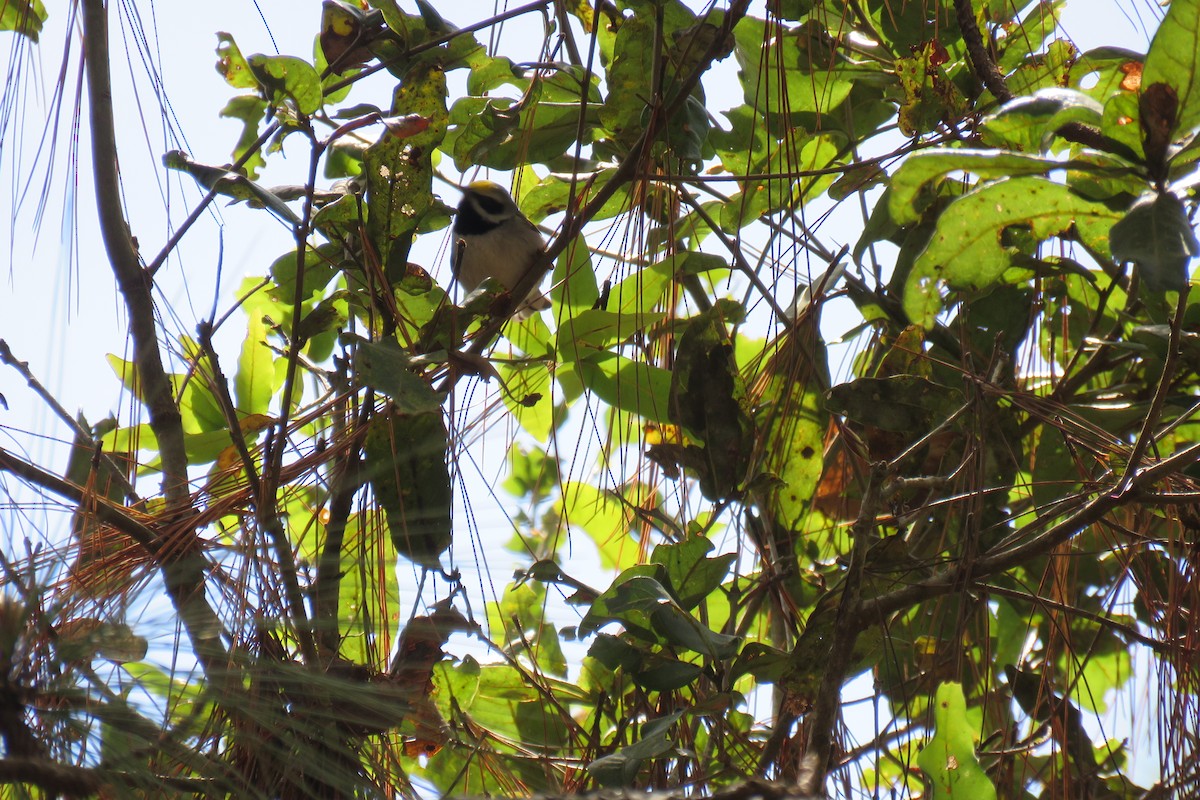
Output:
[981,89,1105,153]
[551,234,599,314]
[502,444,559,501]
[349,336,443,413]
[247,54,323,116]
[364,408,452,569]
[889,151,1069,225]
[215,32,257,89]
[486,582,567,677]
[753,329,828,529]
[558,481,638,570]
[733,17,853,116]
[1101,90,1144,160]
[867,0,960,51]
[903,177,1125,326]
[556,310,664,364]
[665,309,755,500]
[632,654,703,691]
[446,97,592,171]
[0,0,45,42]
[917,683,998,800]
[588,709,684,787]
[497,361,554,442]
[827,376,964,434]
[236,314,275,416]
[522,169,626,223]
[600,9,694,149]
[650,535,735,611]
[334,513,399,666]
[896,41,966,137]
[572,354,673,423]
[219,95,268,179]
[611,260,672,316]
[649,603,740,659]
[365,59,447,279]
[268,243,341,302]
[1007,39,1078,97]
[1110,192,1199,296]
[1143,0,1200,136]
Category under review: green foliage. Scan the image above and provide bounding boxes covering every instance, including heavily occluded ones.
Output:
[917,683,998,800]
[10,0,1200,798]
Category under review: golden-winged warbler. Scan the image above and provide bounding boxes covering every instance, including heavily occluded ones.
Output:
[452,180,551,317]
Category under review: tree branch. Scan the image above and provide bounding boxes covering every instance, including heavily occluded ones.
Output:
[82,0,230,676]
[954,0,1011,103]
[0,756,219,798]
[0,446,158,551]
[799,462,887,797]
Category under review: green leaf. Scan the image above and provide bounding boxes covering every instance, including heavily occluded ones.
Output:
[219,95,269,180]
[649,603,740,659]
[666,309,755,500]
[632,654,703,691]
[1110,192,1199,296]
[587,709,684,787]
[556,310,663,364]
[571,354,673,424]
[1101,90,1145,160]
[917,683,998,800]
[497,361,554,442]
[754,331,828,529]
[610,260,673,316]
[1007,38,1078,97]
[981,89,1105,152]
[334,513,399,664]
[1,0,45,42]
[903,177,1126,326]
[599,12,663,149]
[502,445,559,502]
[827,376,964,434]
[236,314,276,416]
[447,97,591,171]
[1143,0,1200,136]
[247,54,324,116]
[364,60,447,278]
[733,17,853,116]
[889,151,1068,226]
[896,40,966,137]
[551,234,599,314]
[364,408,452,569]
[215,32,257,89]
[557,482,638,570]
[650,535,735,611]
[349,336,443,413]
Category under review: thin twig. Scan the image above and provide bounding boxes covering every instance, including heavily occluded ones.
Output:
[1117,287,1190,496]
[0,339,139,503]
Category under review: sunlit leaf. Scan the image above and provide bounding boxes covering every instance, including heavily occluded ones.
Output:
[904,177,1125,326]
[1143,0,1200,136]
[917,683,998,800]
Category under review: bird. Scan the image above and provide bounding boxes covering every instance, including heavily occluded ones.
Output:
[451,180,551,318]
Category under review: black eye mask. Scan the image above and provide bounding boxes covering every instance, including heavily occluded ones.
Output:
[474,194,506,216]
